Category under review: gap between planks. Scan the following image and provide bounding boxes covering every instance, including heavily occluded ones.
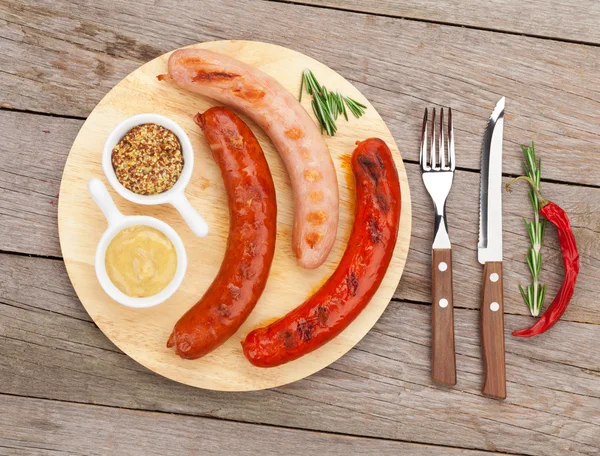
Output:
[264,0,600,48]
[0,391,527,456]
[0,251,598,325]
[2,106,599,191]
[2,285,598,453]
[3,1,600,187]
[2,109,599,230]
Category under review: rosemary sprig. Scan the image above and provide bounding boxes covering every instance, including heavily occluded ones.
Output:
[299,69,366,136]
[518,142,547,317]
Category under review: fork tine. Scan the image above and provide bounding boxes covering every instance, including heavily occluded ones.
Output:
[439,108,446,169]
[420,108,428,170]
[430,108,437,169]
[448,107,455,171]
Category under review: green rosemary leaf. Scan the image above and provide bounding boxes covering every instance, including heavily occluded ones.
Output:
[518,142,546,317]
[311,99,325,135]
[518,283,528,303]
[333,93,341,118]
[339,94,349,121]
[298,69,367,135]
[306,70,321,94]
[327,91,337,120]
[345,100,362,118]
[344,97,366,117]
[526,221,535,245]
[539,284,547,309]
[526,149,535,172]
[314,95,335,137]
[348,97,367,109]
[528,190,537,212]
[526,249,535,276]
[527,285,534,311]
[299,72,305,102]
[335,92,344,117]
[540,218,546,241]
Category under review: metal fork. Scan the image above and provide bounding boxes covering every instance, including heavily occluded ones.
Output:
[420,108,456,386]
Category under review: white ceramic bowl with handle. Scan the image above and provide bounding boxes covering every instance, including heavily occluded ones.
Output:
[102,113,209,237]
[88,178,188,308]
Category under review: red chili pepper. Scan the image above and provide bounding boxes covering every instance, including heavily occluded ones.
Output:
[508,177,580,337]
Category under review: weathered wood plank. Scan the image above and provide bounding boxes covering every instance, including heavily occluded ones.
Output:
[1,0,600,185]
[1,111,598,323]
[0,395,503,456]
[5,254,598,373]
[290,0,600,45]
[1,255,598,455]
[1,1,598,454]
[0,111,75,257]
[399,160,600,324]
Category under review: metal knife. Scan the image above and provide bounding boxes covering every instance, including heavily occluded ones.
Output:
[478,97,507,400]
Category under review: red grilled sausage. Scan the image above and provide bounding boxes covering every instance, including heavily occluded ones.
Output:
[242,138,401,367]
[167,107,277,359]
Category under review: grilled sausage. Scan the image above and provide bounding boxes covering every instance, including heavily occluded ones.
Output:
[163,48,339,269]
[167,107,277,359]
[242,138,401,367]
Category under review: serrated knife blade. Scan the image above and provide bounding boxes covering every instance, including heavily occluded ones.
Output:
[478,97,507,400]
[478,97,505,264]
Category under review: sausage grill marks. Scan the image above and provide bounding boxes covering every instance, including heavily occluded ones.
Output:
[167,107,277,360]
[242,138,401,367]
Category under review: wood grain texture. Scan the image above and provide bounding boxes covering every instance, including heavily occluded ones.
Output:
[480,262,506,400]
[0,395,503,456]
[431,248,456,385]
[57,41,411,391]
[1,254,598,455]
[1,0,600,453]
[401,165,600,324]
[0,111,76,256]
[1,111,599,325]
[2,0,600,186]
[293,0,600,45]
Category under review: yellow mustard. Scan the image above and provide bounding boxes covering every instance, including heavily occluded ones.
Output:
[105,225,177,298]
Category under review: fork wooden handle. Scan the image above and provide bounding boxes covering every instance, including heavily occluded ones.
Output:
[481,261,506,399]
[431,248,456,385]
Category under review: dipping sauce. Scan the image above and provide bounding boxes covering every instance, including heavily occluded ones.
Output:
[112,123,184,195]
[105,225,177,298]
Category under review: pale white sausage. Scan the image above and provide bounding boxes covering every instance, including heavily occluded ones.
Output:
[166,49,339,269]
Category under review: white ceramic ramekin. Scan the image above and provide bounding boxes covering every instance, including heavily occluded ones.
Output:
[88,178,187,308]
[102,113,209,237]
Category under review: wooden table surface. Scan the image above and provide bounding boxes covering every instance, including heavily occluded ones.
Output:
[1,1,598,455]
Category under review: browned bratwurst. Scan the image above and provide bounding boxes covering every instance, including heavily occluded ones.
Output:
[167,107,277,359]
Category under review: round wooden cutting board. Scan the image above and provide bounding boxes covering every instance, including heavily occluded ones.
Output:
[58,40,412,391]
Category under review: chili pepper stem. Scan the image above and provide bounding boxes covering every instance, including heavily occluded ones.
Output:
[506,176,549,207]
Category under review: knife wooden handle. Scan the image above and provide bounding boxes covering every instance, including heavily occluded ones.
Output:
[431,248,456,386]
[481,261,506,399]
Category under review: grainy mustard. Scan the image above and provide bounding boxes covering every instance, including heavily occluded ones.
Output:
[112,123,184,195]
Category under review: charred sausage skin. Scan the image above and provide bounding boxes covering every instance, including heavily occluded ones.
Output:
[167,107,277,359]
[242,138,401,367]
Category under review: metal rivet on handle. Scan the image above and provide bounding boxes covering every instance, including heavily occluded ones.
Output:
[438,262,448,272]
[439,298,449,308]
[490,273,499,283]
[490,302,500,312]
